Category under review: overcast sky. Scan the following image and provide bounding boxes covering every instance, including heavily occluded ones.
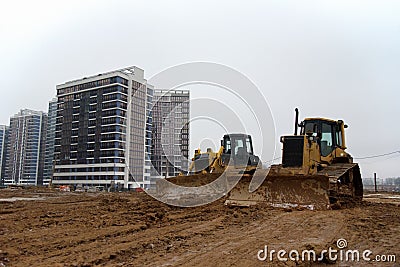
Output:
[1,0,399,178]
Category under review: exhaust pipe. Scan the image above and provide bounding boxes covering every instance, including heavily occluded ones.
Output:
[294,108,299,135]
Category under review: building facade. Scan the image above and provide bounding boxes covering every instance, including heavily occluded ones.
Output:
[151,89,190,180]
[144,85,154,186]
[4,110,47,185]
[43,98,57,185]
[0,125,7,185]
[53,66,153,189]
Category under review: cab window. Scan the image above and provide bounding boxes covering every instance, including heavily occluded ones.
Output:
[321,122,334,156]
[224,138,231,154]
[335,126,343,147]
[234,139,244,155]
[302,122,317,135]
[246,137,253,154]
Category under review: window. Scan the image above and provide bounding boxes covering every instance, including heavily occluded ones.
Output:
[303,122,317,135]
[234,139,244,156]
[335,126,343,147]
[321,123,334,157]
[223,136,231,154]
[246,137,253,154]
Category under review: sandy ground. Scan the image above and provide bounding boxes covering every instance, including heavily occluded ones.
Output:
[0,188,399,267]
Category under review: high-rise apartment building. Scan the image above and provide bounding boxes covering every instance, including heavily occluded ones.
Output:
[151,90,190,180]
[0,125,7,185]
[144,85,154,186]
[43,98,57,185]
[53,66,153,189]
[4,110,47,185]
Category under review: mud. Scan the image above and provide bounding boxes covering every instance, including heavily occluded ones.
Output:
[0,187,399,266]
[165,173,221,187]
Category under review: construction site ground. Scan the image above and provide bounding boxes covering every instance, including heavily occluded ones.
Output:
[0,187,399,267]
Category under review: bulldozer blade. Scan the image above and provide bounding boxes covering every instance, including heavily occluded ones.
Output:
[154,172,243,207]
[249,168,271,193]
[225,174,331,210]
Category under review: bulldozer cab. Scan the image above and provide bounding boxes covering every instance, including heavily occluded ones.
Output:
[300,118,349,163]
[188,133,259,174]
[221,134,257,167]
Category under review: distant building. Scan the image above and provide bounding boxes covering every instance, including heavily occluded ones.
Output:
[0,125,8,185]
[151,89,190,180]
[4,110,47,185]
[144,85,154,187]
[53,66,153,189]
[43,98,57,185]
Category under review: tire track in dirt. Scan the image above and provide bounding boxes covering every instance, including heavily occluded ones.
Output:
[154,210,348,267]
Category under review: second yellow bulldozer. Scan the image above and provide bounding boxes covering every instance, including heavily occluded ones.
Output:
[188,133,260,174]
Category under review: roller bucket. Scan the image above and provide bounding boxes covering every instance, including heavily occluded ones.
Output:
[225,171,331,210]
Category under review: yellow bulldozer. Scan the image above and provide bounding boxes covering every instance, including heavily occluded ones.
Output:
[226,108,363,209]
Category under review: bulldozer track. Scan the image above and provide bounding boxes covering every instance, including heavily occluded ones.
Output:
[316,163,358,181]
